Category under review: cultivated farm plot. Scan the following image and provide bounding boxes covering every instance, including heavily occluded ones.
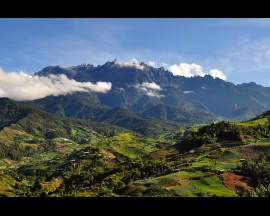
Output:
[0,174,22,197]
[132,168,237,197]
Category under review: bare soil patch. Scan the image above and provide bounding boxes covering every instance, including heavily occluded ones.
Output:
[101,149,116,158]
[241,134,253,139]
[54,142,68,153]
[223,172,253,193]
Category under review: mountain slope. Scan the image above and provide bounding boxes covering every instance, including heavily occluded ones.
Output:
[0,98,31,130]
[24,95,180,137]
[142,104,219,124]
[99,107,179,137]
[229,106,265,121]
[24,94,109,121]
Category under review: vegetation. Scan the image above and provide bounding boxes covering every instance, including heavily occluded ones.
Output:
[238,158,270,197]
[2,97,270,197]
[24,95,180,138]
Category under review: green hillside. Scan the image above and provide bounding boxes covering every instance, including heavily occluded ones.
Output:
[122,113,270,197]
[24,95,180,137]
[0,97,129,160]
[2,97,270,197]
[0,98,169,196]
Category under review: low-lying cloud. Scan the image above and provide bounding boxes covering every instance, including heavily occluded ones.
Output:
[183,90,195,94]
[209,69,227,81]
[148,61,157,68]
[0,68,112,101]
[134,82,164,98]
[167,62,227,81]
[139,82,162,91]
[114,58,144,70]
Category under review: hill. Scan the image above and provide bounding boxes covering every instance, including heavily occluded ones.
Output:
[0,97,171,197]
[0,97,129,160]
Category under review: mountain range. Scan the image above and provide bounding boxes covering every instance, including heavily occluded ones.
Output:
[33,60,270,121]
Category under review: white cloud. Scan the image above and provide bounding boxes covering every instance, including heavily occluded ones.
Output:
[168,63,205,77]
[0,68,112,101]
[183,90,195,94]
[140,82,162,91]
[114,58,144,70]
[160,62,170,68]
[209,69,227,80]
[201,86,207,89]
[167,62,227,80]
[148,61,157,68]
[227,36,270,73]
[146,91,165,98]
[134,82,163,98]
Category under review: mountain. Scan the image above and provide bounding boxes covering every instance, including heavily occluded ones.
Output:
[35,60,270,120]
[23,95,180,137]
[142,104,219,124]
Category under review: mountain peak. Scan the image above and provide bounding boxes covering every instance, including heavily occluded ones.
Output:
[69,64,94,71]
[106,59,145,70]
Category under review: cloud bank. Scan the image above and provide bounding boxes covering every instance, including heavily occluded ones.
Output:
[134,82,164,98]
[114,58,144,70]
[166,62,227,80]
[0,68,112,101]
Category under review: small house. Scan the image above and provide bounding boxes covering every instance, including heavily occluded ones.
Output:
[218,169,225,174]
[240,159,246,162]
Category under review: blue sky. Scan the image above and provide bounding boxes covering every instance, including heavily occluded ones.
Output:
[1,18,270,86]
